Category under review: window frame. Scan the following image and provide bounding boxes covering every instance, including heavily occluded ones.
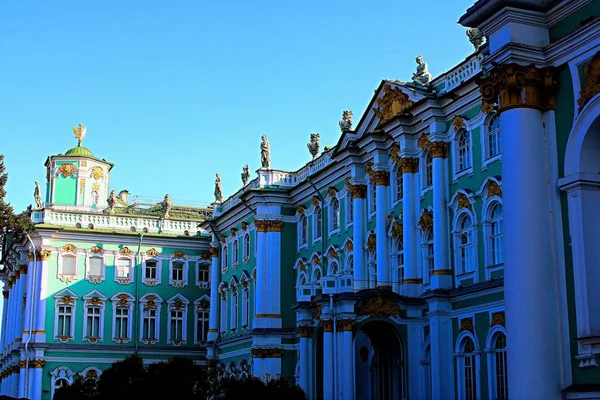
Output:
[111,292,135,344]
[482,196,504,280]
[82,290,106,344]
[114,257,134,285]
[194,297,210,344]
[169,258,188,288]
[329,197,341,234]
[86,255,105,284]
[393,164,404,204]
[298,213,309,249]
[50,367,75,400]
[453,210,478,284]
[58,253,78,283]
[196,262,210,288]
[142,258,161,286]
[421,151,433,194]
[232,239,239,266]
[345,193,354,228]
[453,129,474,180]
[167,295,189,345]
[486,326,508,400]
[243,233,251,263]
[422,228,434,285]
[313,205,323,243]
[139,294,162,344]
[456,332,481,400]
[53,290,77,343]
[482,113,502,166]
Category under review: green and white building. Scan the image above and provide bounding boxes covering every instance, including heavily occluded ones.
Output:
[3,0,600,399]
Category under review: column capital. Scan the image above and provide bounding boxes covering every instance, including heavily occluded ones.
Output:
[399,157,419,173]
[366,168,390,186]
[430,142,448,159]
[251,348,284,359]
[254,219,284,232]
[298,325,313,338]
[344,178,367,199]
[321,319,334,333]
[27,252,34,262]
[209,247,219,258]
[478,63,557,113]
[336,319,355,332]
[37,249,52,261]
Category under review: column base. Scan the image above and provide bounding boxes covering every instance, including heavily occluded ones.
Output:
[431,270,452,289]
[402,280,423,297]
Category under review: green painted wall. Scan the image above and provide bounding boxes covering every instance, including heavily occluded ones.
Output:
[550,1,600,41]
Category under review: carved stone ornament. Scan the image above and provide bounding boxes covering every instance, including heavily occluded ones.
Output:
[209,247,219,257]
[418,134,432,151]
[146,248,159,257]
[578,51,600,111]
[251,348,284,359]
[367,169,390,186]
[59,163,77,178]
[91,246,103,254]
[430,142,448,159]
[296,205,305,215]
[481,102,494,114]
[297,260,306,272]
[457,193,472,210]
[321,320,333,333]
[373,84,414,122]
[399,157,419,173]
[199,299,210,310]
[339,110,353,132]
[312,254,321,266]
[391,221,403,240]
[357,296,400,318]
[328,247,338,259]
[478,64,557,113]
[298,325,312,338]
[487,181,502,198]
[412,55,433,86]
[367,233,376,253]
[241,222,248,231]
[460,317,475,333]
[345,177,367,199]
[307,133,320,160]
[59,295,75,305]
[90,166,104,180]
[38,249,52,261]
[230,228,237,236]
[86,297,104,306]
[336,319,356,332]
[311,196,320,206]
[466,27,485,52]
[490,312,506,327]
[389,143,402,165]
[62,244,77,253]
[452,115,466,130]
[327,187,337,198]
[346,240,354,252]
[119,247,132,257]
[419,210,433,232]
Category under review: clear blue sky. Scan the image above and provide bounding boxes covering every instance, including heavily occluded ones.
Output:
[0,0,476,212]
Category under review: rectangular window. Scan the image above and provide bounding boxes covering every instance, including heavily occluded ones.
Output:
[347,197,354,223]
[88,258,102,277]
[172,262,184,281]
[427,243,434,280]
[198,264,209,283]
[115,307,129,338]
[57,305,72,337]
[62,256,76,275]
[170,310,184,341]
[86,306,100,338]
[145,260,157,280]
[242,289,250,327]
[142,309,157,339]
[231,294,238,331]
[197,310,209,342]
[220,298,227,333]
[116,259,130,278]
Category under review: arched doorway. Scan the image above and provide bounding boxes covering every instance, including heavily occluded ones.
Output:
[561,91,600,365]
[354,321,406,400]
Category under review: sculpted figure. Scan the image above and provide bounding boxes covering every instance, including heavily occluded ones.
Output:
[466,28,484,52]
[412,55,432,86]
[162,194,173,218]
[33,181,42,209]
[106,190,117,214]
[260,135,271,169]
[92,190,99,205]
[214,173,223,203]
[241,165,250,186]
[307,133,320,160]
[339,110,353,132]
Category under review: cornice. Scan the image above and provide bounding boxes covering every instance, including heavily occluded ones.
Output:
[547,0,592,27]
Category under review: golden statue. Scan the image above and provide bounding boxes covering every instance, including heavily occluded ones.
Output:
[73,123,87,146]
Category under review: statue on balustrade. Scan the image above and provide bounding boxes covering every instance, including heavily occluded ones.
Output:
[339,110,353,132]
[162,194,173,218]
[260,135,271,169]
[214,173,223,204]
[307,133,320,160]
[241,165,250,186]
[412,55,432,86]
[33,181,42,209]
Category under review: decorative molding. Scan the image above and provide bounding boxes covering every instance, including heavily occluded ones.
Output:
[366,233,376,253]
[481,102,495,114]
[452,115,466,130]
[38,249,52,261]
[367,170,390,186]
[344,177,367,199]
[328,247,338,259]
[490,311,505,328]
[357,296,400,318]
[298,325,312,338]
[399,158,419,173]
[119,247,132,257]
[432,269,452,276]
[327,187,337,198]
[91,246,103,254]
[59,163,77,178]
[457,193,472,210]
[321,320,333,333]
[62,244,77,253]
[372,83,414,121]
[430,142,448,159]
[487,181,502,198]
[459,317,475,333]
[419,210,433,232]
[391,221,403,240]
[250,348,284,359]
[390,143,402,165]
[578,50,600,111]
[209,247,219,258]
[336,319,355,332]
[173,251,186,259]
[146,248,159,257]
[296,206,306,215]
[90,166,104,180]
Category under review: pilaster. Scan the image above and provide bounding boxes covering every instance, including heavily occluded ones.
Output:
[336,318,355,400]
[322,318,334,400]
[399,157,422,295]
[345,178,367,290]
[367,164,391,289]
[298,325,313,394]
[427,299,455,400]
[207,246,220,345]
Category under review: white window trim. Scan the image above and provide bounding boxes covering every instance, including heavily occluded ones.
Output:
[114,255,134,285]
[167,295,189,345]
[230,288,238,333]
[219,288,228,334]
[421,228,434,286]
[57,251,79,283]
[455,331,482,400]
[344,191,354,229]
[139,293,163,344]
[486,324,508,400]
[297,212,309,250]
[194,296,210,344]
[232,239,240,269]
[392,238,404,293]
[312,204,323,245]
[367,179,376,219]
[420,151,433,197]
[241,285,250,329]
[328,196,341,236]
[391,165,403,207]
[53,289,78,343]
[50,366,75,399]
[82,290,107,344]
[452,209,479,286]
[110,292,135,344]
[221,245,229,274]
[482,196,504,280]
[242,233,251,264]
[452,129,475,181]
[481,112,502,168]
[142,257,162,287]
[85,253,105,284]
[196,261,210,289]
[169,258,188,288]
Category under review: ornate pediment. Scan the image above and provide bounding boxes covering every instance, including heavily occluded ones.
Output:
[372,84,414,122]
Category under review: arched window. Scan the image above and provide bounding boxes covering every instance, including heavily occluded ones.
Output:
[425,229,434,280]
[371,182,377,212]
[233,240,239,264]
[54,377,70,393]
[313,268,322,285]
[460,337,478,400]
[397,240,404,283]
[331,198,340,231]
[231,290,238,331]
[396,166,403,201]
[489,203,504,266]
[458,131,472,171]
[330,261,339,276]
[299,214,308,246]
[314,207,322,239]
[487,116,501,159]
[457,214,475,274]
[491,332,508,400]
[347,196,354,224]
[243,234,250,260]
[424,152,433,188]
[222,246,228,270]
[346,255,354,274]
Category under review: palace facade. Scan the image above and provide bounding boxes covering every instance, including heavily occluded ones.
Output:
[2,0,600,399]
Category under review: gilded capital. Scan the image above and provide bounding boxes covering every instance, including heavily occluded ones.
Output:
[430,142,448,158]
[478,63,557,113]
[344,177,367,199]
[321,320,333,333]
[298,325,313,338]
[266,220,284,232]
[209,247,219,258]
[579,50,600,111]
[399,157,419,173]
[254,219,269,233]
[38,249,52,261]
[367,170,390,186]
[336,319,355,332]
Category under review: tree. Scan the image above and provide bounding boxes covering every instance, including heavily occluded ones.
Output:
[95,355,146,400]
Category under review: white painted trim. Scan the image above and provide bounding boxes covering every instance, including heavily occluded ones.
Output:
[141,257,162,287]
[455,331,482,400]
[110,292,135,344]
[167,294,189,345]
[139,293,163,343]
[85,253,105,284]
[168,258,189,288]
[82,290,107,343]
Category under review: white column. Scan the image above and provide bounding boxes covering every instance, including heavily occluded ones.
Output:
[401,159,421,295]
[431,144,452,289]
[428,300,454,400]
[254,222,267,328]
[23,258,34,344]
[10,362,18,398]
[34,256,49,340]
[264,222,282,328]
[18,362,26,399]
[322,320,334,400]
[8,282,16,347]
[338,320,354,400]
[501,107,562,399]
[352,191,367,290]
[30,366,43,400]
[298,326,312,395]
[407,320,425,400]
[374,175,391,289]
[252,356,264,379]
[1,291,8,352]
[207,247,220,344]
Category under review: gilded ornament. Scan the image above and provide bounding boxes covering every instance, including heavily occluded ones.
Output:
[312,302,322,322]
[209,247,219,257]
[418,134,432,151]
[336,319,355,332]
[344,177,367,199]
[346,241,353,252]
[116,294,130,307]
[230,228,237,236]
[297,206,305,215]
[146,248,159,257]
[60,295,75,305]
[27,252,34,262]
[254,219,269,233]
[266,220,284,232]
[357,296,400,318]
[328,248,338,259]
[62,244,77,253]
[481,102,494,114]
[199,299,210,309]
[373,83,414,121]
[460,317,475,333]
[298,260,306,272]
[219,236,227,244]
[389,143,402,165]
[321,320,333,333]
[367,233,376,253]
[119,247,132,256]
[487,180,502,198]
[90,166,104,180]
[386,214,392,229]
[327,187,337,198]
[201,252,209,260]
[116,277,132,285]
[478,64,557,113]
[419,210,433,232]
[452,115,466,130]
[578,50,600,111]
[19,265,27,275]
[59,275,76,284]
[59,163,77,178]
[298,325,312,338]
[311,196,320,206]
[73,122,87,145]
[432,269,452,276]
[490,312,506,327]
[312,254,321,265]
[457,193,472,210]
[91,246,103,254]
[241,222,248,231]
[430,142,448,159]
[391,221,403,240]
[86,297,103,306]
[368,170,390,186]
[88,276,102,284]
[38,249,52,261]
[173,251,186,259]
[30,359,46,369]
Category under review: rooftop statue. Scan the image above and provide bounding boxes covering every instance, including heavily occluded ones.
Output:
[106,190,117,214]
[307,133,320,160]
[466,28,484,52]
[162,193,173,218]
[33,181,42,209]
[214,173,223,204]
[339,110,353,132]
[241,165,250,186]
[260,135,271,169]
[72,122,87,146]
[412,55,432,86]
